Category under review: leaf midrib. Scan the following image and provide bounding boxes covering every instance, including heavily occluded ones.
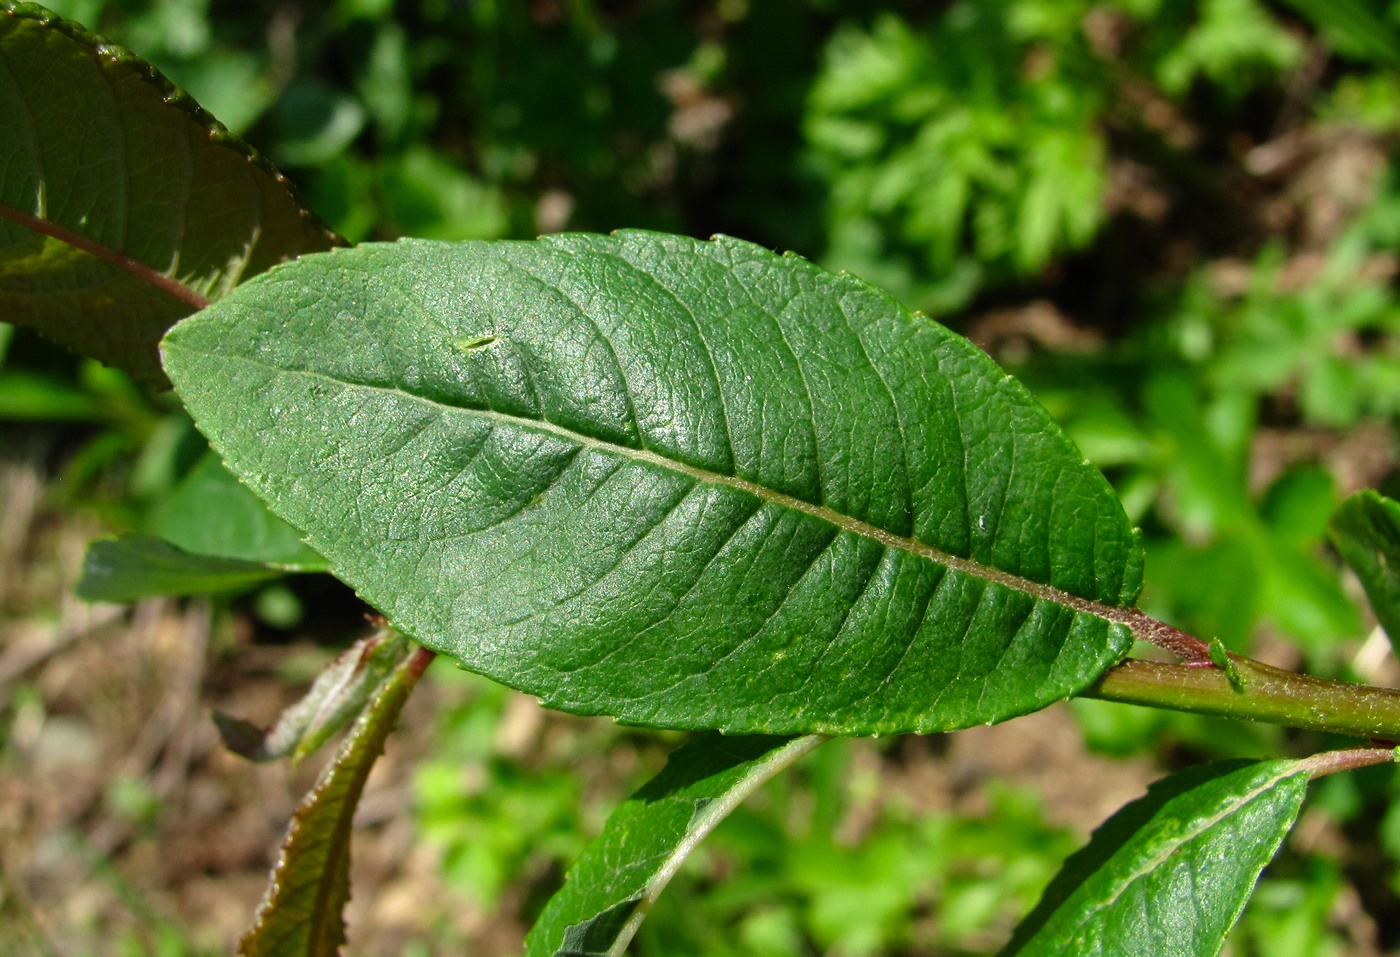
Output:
[1059,764,1303,943]
[0,202,210,308]
[206,351,1153,641]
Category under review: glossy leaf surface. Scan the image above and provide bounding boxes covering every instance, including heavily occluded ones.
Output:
[526,734,821,957]
[1005,759,1309,957]
[1330,490,1400,646]
[0,2,336,383]
[164,232,1143,734]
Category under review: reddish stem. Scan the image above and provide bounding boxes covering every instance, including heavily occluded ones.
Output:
[0,204,211,310]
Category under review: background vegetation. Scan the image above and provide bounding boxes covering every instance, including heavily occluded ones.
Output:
[6,0,1400,953]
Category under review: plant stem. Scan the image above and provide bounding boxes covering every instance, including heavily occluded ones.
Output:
[1299,746,1397,778]
[1083,654,1400,741]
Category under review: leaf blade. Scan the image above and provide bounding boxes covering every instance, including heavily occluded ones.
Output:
[1002,753,1377,957]
[163,232,1144,734]
[0,1,337,383]
[151,452,327,570]
[76,535,286,602]
[238,635,427,957]
[525,734,822,957]
[1329,489,1400,648]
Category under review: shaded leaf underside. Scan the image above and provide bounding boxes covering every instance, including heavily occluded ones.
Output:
[163,232,1144,735]
[526,734,821,957]
[0,1,336,383]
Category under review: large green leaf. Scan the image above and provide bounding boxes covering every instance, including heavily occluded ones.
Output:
[163,232,1144,734]
[1330,490,1400,648]
[0,1,337,384]
[526,734,822,957]
[1003,749,1394,957]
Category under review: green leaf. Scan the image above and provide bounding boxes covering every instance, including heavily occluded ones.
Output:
[151,452,327,570]
[1003,757,1318,957]
[239,636,431,957]
[77,451,326,601]
[0,1,338,384]
[216,630,412,765]
[1329,489,1400,646]
[526,734,822,957]
[1278,0,1400,68]
[163,231,1144,735]
[76,534,287,601]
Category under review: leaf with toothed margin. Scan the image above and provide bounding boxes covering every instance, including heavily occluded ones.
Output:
[0,1,338,384]
[162,230,1144,735]
[238,631,427,957]
[526,734,822,957]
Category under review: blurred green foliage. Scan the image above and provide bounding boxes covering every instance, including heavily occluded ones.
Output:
[10,0,1400,953]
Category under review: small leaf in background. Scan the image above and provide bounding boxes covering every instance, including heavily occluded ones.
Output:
[265,79,367,168]
[76,535,287,602]
[526,734,822,957]
[1330,490,1400,647]
[163,232,1144,736]
[1003,749,1394,957]
[216,629,413,765]
[0,2,338,384]
[239,637,433,957]
[75,451,328,601]
[1278,0,1400,68]
[149,452,327,570]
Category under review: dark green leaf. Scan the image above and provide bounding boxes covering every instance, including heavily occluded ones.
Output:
[0,1,337,384]
[526,734,822,957]
[1278,0,1400,68]
[76,535,285,601]
[1330,490,1400,647]
[1004,758,1311,957]
[239,637,431,957]
[163,232,1143,734]
[77,452,326,601]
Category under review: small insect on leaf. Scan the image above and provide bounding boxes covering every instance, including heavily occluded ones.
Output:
[454,334,498,352]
